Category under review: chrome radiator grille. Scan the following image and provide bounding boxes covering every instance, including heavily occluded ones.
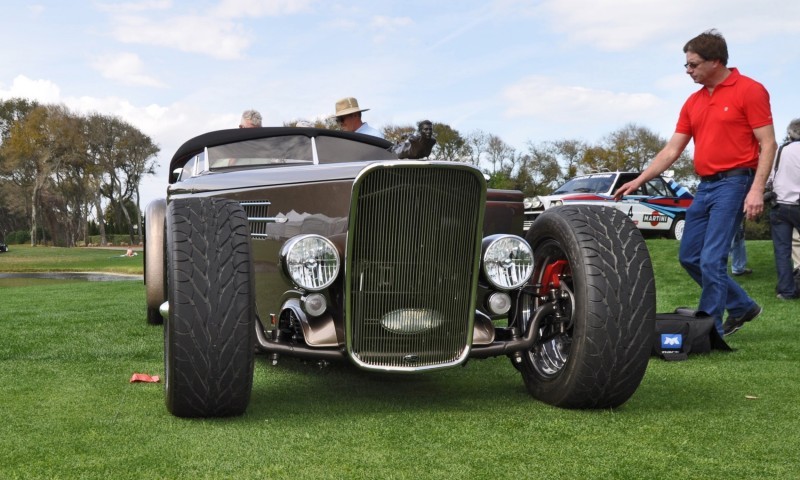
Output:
[346,165,485,371]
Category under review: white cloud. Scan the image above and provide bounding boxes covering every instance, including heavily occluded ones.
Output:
[370,15,413,30]
[110,14,252,60]
[91,53,165,87]
[96,0,172,13]
[538,0,684,51]
[503,75,663,122]
[28,4,45,16]
[538,0,800,51]
[213,0,314,19]
[105,0,314,59]
[0,75,61,103]
[369,15,414,44]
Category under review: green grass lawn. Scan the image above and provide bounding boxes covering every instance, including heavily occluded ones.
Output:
[0,241,798,479]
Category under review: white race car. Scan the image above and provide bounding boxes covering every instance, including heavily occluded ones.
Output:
[524,172,694,240]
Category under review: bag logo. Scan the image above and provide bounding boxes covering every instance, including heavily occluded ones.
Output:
[661,333,683,349]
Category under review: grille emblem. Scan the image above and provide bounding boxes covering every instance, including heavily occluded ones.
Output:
[403,355,420,364]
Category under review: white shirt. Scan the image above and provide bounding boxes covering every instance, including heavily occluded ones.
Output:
[771,141,800,204]
[355,122,384,139]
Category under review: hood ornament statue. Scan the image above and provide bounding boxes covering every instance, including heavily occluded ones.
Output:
[393,119,437,159]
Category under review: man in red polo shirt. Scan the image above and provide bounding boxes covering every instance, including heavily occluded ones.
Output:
[615,29,777,337]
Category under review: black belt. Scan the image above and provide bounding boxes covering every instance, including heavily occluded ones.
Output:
[700,168,754,182]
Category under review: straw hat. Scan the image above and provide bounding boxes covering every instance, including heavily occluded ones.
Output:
[333,97,369,117]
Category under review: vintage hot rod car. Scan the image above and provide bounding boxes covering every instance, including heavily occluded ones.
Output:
[144,127,655,418]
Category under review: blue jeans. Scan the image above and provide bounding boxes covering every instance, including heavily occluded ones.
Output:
[679,175,757,335]
[769,203,800,297]
[730,220,747,274]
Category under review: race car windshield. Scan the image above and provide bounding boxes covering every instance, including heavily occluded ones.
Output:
[553,176,614,195]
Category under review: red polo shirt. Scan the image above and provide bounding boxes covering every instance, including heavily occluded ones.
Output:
[675,68,773,176]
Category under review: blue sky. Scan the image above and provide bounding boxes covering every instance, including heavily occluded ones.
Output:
[2,0,799,206]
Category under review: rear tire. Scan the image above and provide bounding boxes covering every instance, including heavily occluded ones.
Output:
[164,197,255,417]
[144,199,167,325]
[518,205,655,409]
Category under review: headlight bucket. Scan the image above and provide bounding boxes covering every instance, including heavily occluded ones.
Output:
[481,234,534,290]
[280,234,340,291]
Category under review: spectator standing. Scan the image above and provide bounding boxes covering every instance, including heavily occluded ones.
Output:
[768,118,800,299]
[239,109,262,128]
[794,230,800,292]
[729,219,752,276]
[614,29,777,337]
[332,97,384,138]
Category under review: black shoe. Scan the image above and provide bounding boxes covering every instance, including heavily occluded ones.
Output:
[732,268,753,276]
[723,304,762,336]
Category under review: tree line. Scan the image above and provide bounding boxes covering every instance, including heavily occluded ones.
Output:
[291,118,698,197]
[0,97,697,247]
[0,98,159,247]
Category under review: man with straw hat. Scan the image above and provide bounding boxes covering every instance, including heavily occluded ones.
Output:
[331,97,384,138]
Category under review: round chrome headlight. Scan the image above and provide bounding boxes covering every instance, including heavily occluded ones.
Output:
[482,235,534,290]
[551,199,563,207]
[281,235,340,291]
[530,197,543,209]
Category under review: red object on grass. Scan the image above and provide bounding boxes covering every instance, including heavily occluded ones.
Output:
[130,373,160,383]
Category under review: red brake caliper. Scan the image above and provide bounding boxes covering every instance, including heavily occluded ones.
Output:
[539,260,569,295]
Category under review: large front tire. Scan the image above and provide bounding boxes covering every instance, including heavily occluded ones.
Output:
[518,205,655,409]
[164,197,255,418]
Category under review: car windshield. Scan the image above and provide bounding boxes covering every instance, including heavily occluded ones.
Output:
[208,136,313,168]
[207,134,396,169]
[553,175,615,195]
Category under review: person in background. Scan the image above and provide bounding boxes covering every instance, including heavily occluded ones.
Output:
[793,230,800,275]
[768,118,800,299]
[239,109,262,128]
[614,29,777,337]
[729,219,752,276]
[331,97,384,138]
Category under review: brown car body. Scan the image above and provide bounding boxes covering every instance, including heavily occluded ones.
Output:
[145,127,655,418]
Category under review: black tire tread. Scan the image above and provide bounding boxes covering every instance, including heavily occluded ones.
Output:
[522,204,655,409]
[165,197,254,417]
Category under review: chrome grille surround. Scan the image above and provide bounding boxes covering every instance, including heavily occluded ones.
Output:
[345,163,486,371]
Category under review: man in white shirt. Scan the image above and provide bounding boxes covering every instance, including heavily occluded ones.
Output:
[769,118,800,299]
[332,97,384,138]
